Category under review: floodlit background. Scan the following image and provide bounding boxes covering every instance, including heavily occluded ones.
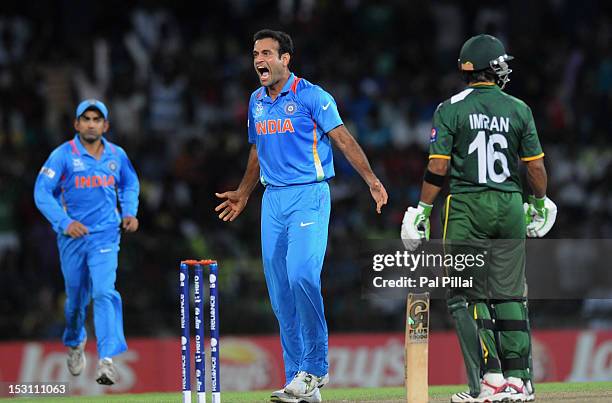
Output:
[0,0,611,393]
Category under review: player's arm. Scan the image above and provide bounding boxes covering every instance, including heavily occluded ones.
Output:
[215,144,260,222]
[328,125,388,213]
[525,157,546,198]
[402,104,451,250]
[523,156,556,237]
[34,150,88,238]
[401,157,449,251]
[118,149,140,232]
[419,158,449,204]
[520,107,556,237]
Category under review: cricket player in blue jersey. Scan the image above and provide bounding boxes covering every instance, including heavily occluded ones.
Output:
[215,30,388,402]
[34,99,140,386]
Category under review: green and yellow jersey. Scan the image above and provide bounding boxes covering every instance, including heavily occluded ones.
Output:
[429,83,543,194]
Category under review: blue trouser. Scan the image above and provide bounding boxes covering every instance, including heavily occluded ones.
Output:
[261,181,331,384]
[58,229,127,359]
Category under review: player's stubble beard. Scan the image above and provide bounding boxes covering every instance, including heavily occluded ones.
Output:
[263,68,287,94]
[80,131,103,144]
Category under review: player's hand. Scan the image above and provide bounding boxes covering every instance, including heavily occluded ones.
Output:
[122,216,139,233]
[64,221,89,238]
[369,179,388,214]
[215,190,248,222]
[401,202,432,251]
[524,195,557,238]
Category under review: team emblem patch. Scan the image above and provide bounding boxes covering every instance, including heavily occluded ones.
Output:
[73,158,86,172]
[430,128,438,143]
[284,101,297,115]
[253,102,264,118]
[108,161,118,172]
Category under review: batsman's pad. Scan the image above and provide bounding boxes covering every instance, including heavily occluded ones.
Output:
[447,296,481,396]
[492,301,531,380]
[472,302,502,373]
[524,302,535,385]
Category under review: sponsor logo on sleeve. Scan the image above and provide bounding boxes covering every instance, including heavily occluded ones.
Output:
[430,128,438,143]
[40,166,56,179]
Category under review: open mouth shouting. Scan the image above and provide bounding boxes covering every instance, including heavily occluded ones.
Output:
[256,65,271,83]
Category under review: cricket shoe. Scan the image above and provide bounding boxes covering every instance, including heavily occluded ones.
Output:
[284,371,329,398]
[451,391,479,402]
[473,379,512,403]
[270,388,322,402]
[451,373,513,403]
[524,380,535,402]
[95,357,118,385]
[66,337,87,376]
[505,377,533,402]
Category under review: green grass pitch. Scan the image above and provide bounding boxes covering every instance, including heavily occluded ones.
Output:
[1,382,612,402]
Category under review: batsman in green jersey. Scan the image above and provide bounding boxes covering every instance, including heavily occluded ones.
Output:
[401,34,557,403]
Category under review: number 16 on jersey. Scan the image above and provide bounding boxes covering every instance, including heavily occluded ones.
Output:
[468,130,510,184]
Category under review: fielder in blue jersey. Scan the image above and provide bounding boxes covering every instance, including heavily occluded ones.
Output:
[34,99,140,386]
[215,30,388,403]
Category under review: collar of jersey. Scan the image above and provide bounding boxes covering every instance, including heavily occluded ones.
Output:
[259,72,296,103]
[73,134,110,158]
[468,82,499,89]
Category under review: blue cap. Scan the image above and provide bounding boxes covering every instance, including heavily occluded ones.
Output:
[76,99,109,119]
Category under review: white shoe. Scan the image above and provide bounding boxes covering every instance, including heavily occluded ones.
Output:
[284,371,329,398]
[524,380,535,402]
[66,337,87,376]
[451,373,514,403]
[506,377,528,402]
[451,391,478,402]
[474,375,512,403]
[271,388,322,402]
[301,388,322,403]
[525,379,535,402]
[95,358,118,385]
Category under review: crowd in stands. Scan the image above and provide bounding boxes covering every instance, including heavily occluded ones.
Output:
[0,0,610,339]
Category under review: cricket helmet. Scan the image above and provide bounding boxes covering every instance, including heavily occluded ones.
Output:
[458,34,514,88]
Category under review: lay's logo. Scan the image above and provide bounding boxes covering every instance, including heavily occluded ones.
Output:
[255,119,295,135]
[75,175,116,189]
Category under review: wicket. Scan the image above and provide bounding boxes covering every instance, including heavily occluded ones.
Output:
[180,259,221,403]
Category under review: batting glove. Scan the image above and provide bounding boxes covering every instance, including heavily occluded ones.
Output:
[523,195,557,238]
[401,201,432,251]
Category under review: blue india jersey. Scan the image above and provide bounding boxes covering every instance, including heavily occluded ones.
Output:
[248,73,343,186]
[34,135,140,235]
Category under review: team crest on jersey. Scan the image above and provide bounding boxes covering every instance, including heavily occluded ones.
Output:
[108,160,118,172]
[73,158,86,172]
[253,102,264,118]
[430,128,438,143]
[284,101,297,115]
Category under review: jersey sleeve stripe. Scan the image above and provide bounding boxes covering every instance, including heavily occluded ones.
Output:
[520,153,545,161]
[429,154,451,160]
[311,120,325,181]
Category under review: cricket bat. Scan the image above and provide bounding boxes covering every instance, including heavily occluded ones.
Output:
[405,292,430,403]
